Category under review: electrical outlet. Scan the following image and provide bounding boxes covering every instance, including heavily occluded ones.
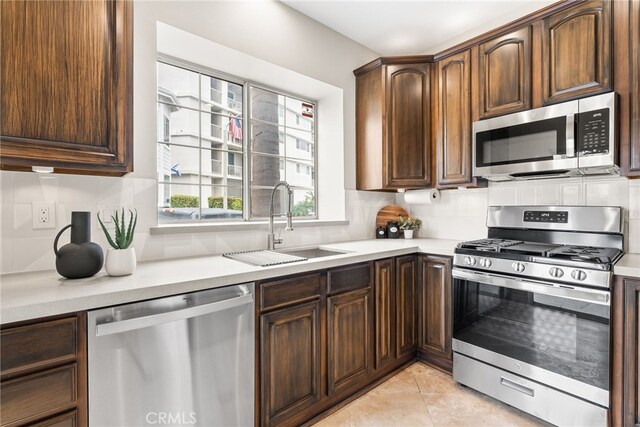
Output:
[32,202,56,229]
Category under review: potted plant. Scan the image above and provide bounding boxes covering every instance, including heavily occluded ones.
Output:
[97,208,137,276]
[398,216,422,239]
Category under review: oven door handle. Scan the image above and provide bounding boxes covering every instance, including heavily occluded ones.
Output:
[452,268,610,306]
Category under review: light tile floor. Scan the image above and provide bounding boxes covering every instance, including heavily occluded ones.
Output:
[313,362,551,427]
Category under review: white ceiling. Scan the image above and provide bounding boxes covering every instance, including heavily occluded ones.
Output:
[281,0,557,56]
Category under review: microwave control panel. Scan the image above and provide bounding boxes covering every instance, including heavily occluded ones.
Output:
[523,211,568,223]
[576,108,610,155]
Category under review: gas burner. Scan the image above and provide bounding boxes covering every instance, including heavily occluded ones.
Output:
[548,245,622,263]
[458,239,523,252]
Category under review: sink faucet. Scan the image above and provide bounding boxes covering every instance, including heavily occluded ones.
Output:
[268,181,294,250]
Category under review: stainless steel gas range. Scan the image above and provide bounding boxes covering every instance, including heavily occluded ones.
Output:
[452,205,623,427]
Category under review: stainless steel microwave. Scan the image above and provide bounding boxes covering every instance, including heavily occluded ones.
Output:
[472,92,617,181]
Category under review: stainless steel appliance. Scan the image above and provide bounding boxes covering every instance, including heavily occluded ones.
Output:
[473,92,617,180]
[88,283,254,427]
[452,206,623,427]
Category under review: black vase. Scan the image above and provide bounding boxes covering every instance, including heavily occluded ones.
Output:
[54,212,104,279]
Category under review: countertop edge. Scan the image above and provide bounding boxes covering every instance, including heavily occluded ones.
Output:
[1,239,459,325]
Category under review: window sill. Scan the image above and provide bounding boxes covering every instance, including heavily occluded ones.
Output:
[149,219,350,235]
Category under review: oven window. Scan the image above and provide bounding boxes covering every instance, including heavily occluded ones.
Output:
[475,117,567,167]
[453,280,609,391]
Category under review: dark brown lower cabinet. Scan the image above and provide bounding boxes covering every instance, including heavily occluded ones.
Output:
[396,255,418,358]
[257,256,454,425]
[259,300,323,427]
[374,258,396,370]
[417,255,453,371]
[0,313,86,427]
[327,287,374,396]
[612,276,640,426]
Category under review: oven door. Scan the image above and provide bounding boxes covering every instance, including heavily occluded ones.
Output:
[452,268,610,407]
[473,99,578,178]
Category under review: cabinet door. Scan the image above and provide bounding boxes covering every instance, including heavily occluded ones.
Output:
[0,0,133,175]
[396,255,417,358]
[623,278,640,426]
[541,0,611,104]
[260,301,323,426]
[327,287,373,395]
[479,27,531,118]
[435,50,472,188]
[418,255,452,362]
[374,259,396,370]
[385,64,432,188]
[619,0,640,177]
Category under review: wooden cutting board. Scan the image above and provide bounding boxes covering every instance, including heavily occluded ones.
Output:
[376,205,409,227]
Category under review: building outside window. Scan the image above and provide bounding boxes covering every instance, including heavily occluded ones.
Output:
[156,59,316,223]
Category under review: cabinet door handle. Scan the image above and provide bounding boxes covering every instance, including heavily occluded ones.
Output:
[500,376,535,397]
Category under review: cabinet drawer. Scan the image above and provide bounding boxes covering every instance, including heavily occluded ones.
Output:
[328,263,371,295]
[1,317,78,377]
[260,273,321,311]
[32,411,77,427]
[0,364,78,426]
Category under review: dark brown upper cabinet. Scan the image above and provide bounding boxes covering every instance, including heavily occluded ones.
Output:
[434,50,474,188]
[541,0,611,105]
[614,0,640,178]
[0,0,133,176]
[355,58,432,191]
[478,27,532,118]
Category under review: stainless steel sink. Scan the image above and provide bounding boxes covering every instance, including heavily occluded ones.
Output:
[275,247,347,259]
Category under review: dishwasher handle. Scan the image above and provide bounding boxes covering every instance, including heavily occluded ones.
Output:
[95,292,254,337]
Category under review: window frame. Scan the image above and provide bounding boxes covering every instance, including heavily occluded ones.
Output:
[156,54,318,223]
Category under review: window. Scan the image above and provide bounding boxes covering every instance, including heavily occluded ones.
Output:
[157,59,316,223]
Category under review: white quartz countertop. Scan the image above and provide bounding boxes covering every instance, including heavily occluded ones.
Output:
[0,238,460,325]
[615,254,640,279]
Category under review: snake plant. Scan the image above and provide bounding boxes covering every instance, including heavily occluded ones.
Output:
[97,208,137,250]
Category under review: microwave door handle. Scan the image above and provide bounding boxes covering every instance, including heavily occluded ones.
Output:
[566,113,576,158]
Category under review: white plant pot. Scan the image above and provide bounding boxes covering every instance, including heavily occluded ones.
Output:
[404,230,414,239]
[105,248,137,276]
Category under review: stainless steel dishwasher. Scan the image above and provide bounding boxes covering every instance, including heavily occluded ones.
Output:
[87,283,254,427]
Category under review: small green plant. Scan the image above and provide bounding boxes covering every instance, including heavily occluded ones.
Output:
[208,196,243,211]
[398,216,422,231]
[171,194,199,208]
[97,208,137,250]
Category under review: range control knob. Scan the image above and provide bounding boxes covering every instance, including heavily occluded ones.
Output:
[479,258,492,268]
[549,267,564,278]
[512,262,525,273]
[571,269,587,281]
[464,256,477,266]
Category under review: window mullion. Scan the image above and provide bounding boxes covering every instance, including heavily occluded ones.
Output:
[243,82,251,222]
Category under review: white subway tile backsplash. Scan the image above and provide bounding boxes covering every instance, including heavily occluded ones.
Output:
[629,185,640,220]
[0,172,14,204]
[2,171,639,274]
[628,220,640,253]
[584,178,628,207]
[561,184,583,205]
[536,185,561,205]
[488,184,518,206]
[12,236,56,272]
[1,237,12,273]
